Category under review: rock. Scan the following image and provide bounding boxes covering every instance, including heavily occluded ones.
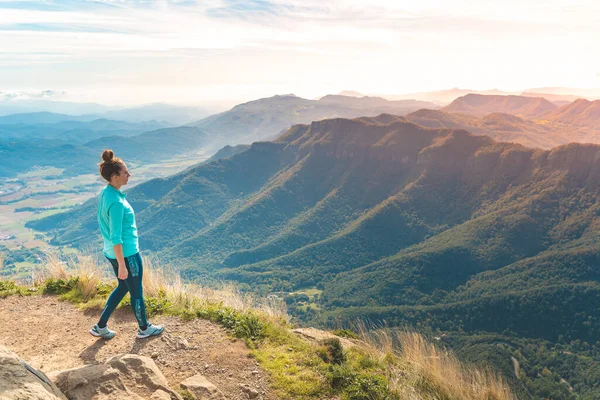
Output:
[180,374,226,399]
[292,327,357,349]
[49,354,183,400]
[176,338,190,350]
[239,384,259,399]
[0,345,67,400]
[247,387,260,399]
[151,389,174,400]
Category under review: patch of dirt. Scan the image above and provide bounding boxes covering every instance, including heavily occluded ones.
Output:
[0,295,276,399]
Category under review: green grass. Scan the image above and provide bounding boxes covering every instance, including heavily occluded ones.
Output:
[0,280,38,298]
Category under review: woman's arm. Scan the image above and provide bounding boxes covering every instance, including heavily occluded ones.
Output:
[109,202,128,280]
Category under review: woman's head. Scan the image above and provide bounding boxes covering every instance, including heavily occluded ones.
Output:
[99,149,130,187]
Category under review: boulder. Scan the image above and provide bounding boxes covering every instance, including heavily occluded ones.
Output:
[180,374,225,400]
[151,389,175,400]
[0,345,67,400]
[49,354,183,400]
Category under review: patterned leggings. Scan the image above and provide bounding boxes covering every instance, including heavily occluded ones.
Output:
[98,252,148,329]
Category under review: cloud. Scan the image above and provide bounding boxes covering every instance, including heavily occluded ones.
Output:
[0,0,599,104]
[0,89,67,101]
[206,0,285,19]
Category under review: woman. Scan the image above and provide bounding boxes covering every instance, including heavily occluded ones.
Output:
[89,149,164,340]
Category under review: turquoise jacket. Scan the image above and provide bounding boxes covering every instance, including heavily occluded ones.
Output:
[97,184,139,259]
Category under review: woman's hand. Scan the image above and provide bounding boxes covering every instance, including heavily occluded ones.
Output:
[113,244,128,280]
[118,263,129,280]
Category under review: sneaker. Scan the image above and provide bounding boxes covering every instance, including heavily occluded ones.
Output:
[89,324,116,340]
[136,323,164,339]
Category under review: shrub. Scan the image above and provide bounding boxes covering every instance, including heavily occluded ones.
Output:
[326,363,357,390]
[212,307,266,341]
[43,277,78,295]
[145,294,171,317]
[320,338,346,365]
[344,374,390,400]
[0,280,27,298]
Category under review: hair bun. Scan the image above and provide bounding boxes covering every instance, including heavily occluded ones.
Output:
[102,149,114,163]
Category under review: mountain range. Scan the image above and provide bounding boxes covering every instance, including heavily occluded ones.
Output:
[0,115,170,143]
[187,94,437,145]
[378,86,600,104]
[21,94,600,399]
[442,94,558,118]
[3,93,599,179]
[0,94,437,178]
[413,94,600,148]
[0,101,216,125]
[29,112,600,341]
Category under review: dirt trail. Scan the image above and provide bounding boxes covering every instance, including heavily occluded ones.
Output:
[0,295,275,399]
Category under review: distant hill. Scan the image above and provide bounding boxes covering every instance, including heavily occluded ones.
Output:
[540,98,600,127]
[521,92,581,104]
[0,126,207,177]
[0,112,96,125]
[318,95,433,110]
[100,103,213,125]
[204,144,251,164]
[378,87,600,105]
[0,98,111,117]
[524,86,600,100]
[188,94,438,146]
[0,101,216,125]
[443,94,558,118]
[0,117,170,143]
[336,90,365,97]
[405,109,568,149]
[380,88,515,105]
[0,140,98,177]
[82,126,209,163]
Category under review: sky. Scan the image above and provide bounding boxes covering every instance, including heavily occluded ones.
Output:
[0,0,599,106]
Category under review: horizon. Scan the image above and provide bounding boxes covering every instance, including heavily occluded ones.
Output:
[1,86,599,114]
[1,0,600,106]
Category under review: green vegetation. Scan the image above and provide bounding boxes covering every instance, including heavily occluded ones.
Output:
[0,245,45,278]
[443,333,600,400]
[0,280,36,298]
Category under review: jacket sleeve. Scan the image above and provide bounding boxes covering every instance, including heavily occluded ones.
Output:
[108,201,125,246]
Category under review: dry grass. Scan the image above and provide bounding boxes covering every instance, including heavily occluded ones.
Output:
[141,255,288,321]
[36,250,288,320]
[31,251,105,302]
[26,251,67,287]
[353,324,515,400]
[71,253,103,302]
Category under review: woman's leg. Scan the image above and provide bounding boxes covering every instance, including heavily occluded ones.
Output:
[98,257,129,328]
[121,253,148,330]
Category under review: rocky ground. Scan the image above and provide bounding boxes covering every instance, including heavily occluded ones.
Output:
[0,295,276,399]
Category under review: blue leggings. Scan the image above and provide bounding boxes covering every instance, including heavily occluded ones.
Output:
[98,252,148,329]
